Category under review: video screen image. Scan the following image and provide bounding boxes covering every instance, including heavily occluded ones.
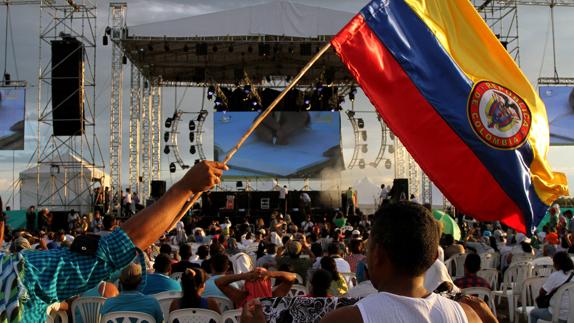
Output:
[214,111,343,178]
[0,87,26,150]
[539,86,574,146]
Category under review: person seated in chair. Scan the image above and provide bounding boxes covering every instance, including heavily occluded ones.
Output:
[170,268,221,314]
[142,253,182,295]
[100,262,163,323]
[215,267,296,308]
[453,253,491,290]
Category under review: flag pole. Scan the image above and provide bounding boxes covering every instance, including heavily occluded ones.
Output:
[167,43,333,230]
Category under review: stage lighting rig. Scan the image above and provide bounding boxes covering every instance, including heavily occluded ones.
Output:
[189,132,195,143]
[164,132,170,143]
[169,162,176,173]
[349,87,357,101]
[357,118,365,129]
[189,120,196,131]
[207,86,215,100]
[190,145,196,155]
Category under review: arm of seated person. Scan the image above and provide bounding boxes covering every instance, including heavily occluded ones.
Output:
[320,305,363,323]
[458,296,498,323]
[269,270,296,297]
[207,297,221,314]
[215,272,252,306]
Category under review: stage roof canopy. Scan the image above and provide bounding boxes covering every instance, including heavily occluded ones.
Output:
[120,1,356,85]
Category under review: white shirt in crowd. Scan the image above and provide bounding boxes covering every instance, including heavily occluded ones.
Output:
[333,256,351,273]
[124,192,132,204]
[380,186,389,200]
[346,280,378,298]
[543,270,574,321]
[301,192,311,203]
[356,291,469,323]
[424,259,459,293]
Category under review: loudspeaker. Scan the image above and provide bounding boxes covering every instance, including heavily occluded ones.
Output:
[150,180,166,199]
[51,38,84,136]
[391,178,409,202]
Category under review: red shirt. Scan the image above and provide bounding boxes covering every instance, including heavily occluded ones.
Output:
[454,273,491,290]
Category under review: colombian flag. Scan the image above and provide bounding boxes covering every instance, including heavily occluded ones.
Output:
[332,0,569,232]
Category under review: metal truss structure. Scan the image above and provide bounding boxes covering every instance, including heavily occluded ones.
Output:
[35,0,102,213]
[108,2,126,211]
[473,0,521,62]
[129,63,141,194]
[369,115,393,170]
[150,78,162,182]
[140,80,151,199]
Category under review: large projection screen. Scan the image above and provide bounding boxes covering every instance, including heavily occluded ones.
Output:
[0,87,26,150]
[214,111,343,178]
[539,86,574,146]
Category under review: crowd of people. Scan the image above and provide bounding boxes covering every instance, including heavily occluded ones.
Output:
[1,160,573,322]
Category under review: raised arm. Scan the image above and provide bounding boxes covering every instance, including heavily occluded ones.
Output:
[215,272,252,306]
[121,161,227,250]
[269,270,296,297]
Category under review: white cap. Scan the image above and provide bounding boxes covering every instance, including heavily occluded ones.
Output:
[352,230,361,236]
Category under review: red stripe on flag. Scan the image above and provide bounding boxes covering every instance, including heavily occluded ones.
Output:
[332,14,525,231]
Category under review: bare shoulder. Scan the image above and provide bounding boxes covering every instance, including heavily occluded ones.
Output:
[320,305,363,323]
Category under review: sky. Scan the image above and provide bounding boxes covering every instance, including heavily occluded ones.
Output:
[0,0,573,210]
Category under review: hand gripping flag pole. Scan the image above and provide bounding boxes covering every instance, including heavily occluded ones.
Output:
[167,43,333,231]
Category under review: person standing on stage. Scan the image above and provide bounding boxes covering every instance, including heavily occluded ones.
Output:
[123,188,133,217]
[279,185,288,214]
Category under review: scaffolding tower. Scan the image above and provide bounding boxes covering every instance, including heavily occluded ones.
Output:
[35,0,102,213]
[108,2,126,212]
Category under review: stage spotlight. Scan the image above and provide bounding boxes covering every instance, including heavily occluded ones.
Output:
[102,34,108,46]
[105,26,112,35]
[207,86,215,100]
[189,132,195,142]
[243,84,251,94]
[122,55,127,64]
[236,181,244,188]
[389,132,395,140]
[163,132,170,143]
[349,87,357,101]
[385,159,392,170]
[346,110,355,118]
[190,145,196,155]
[181,165,190,170]
[189,120,196,131]
[361,145,368,153]
[169,162,177,173]
[359,159,366,169]
[316,82,324,92]
[361,130,367,141]
[388,145,395,154]
[250,99,259,110]
[357,118,365,129]
[165,118,173,128]
[164,145,171,154]
[194,159,201,165]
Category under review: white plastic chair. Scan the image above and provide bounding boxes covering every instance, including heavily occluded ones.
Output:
[462,287,497,317]
[170,271,184,281]
[444,257,456,277]
[168,308,222,323]
[46,303,69,323]
[222,309,242,323]
[229,252,254,274]
[492,262,532,322]
[452,253,468,278]
[477,268,499,290]
[341,272,358,288]
[71,296,106,323]
[480,252,496,269]
[538,281,574,323]
[101,311,156,323]
[153,291,183,320]
[210,296,234,312]
[532,264,554,277]
[513,276,545,323]
[288,284,308,297]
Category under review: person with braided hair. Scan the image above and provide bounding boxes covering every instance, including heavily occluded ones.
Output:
[169,268,221,314]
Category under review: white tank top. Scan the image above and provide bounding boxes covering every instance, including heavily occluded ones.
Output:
[356,291,469,323]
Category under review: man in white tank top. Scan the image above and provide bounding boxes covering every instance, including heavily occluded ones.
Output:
[320,202,488,323]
